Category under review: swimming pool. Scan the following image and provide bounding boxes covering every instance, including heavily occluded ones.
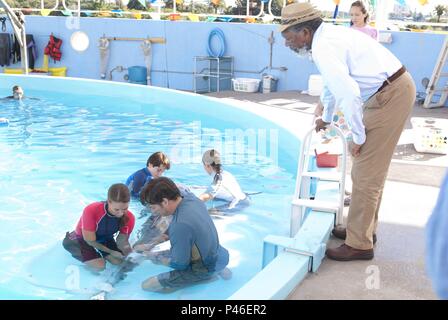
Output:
[0,74,302,300]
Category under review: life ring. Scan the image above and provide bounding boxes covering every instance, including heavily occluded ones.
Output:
[0,118,9,126]
[207,28,226,58]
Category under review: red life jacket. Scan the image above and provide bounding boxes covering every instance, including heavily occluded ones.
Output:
[44,35,62,62]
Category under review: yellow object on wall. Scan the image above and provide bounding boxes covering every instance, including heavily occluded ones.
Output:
[40,9,52,16]
[48,67,67,77]
[418,0,428,5]
[188,14,200,22]
[3,66,67,77]
[3,68,26,74]
[42,54,49,71]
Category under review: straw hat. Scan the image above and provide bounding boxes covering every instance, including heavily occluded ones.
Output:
[279,2,322,33]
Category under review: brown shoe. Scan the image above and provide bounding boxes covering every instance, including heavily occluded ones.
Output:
[326,244,374,261]
[332,226,377,245]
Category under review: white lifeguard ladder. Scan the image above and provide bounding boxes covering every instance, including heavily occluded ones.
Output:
[290,124,348,237]
[424,36,448,109]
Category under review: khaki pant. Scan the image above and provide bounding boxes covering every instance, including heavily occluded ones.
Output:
[345,72,416,250]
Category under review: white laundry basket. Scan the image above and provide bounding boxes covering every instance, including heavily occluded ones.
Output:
[232,78,261,93]
[411,117,448,154]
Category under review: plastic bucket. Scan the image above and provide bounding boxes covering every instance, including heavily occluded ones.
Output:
[308,74,324,96]
[128,66,147,85]
[262,75,278,93]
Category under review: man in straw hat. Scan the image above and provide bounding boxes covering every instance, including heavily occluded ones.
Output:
[279,2,416,261]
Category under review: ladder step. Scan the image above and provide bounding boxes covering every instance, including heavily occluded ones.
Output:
[301,171,342,182]
[433,88,448,93]
[292,199,339,213]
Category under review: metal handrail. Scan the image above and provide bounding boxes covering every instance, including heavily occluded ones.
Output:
[9,0,272,20]
[40,0,59,11]
[293,124,347,228]
[6,1,447,29]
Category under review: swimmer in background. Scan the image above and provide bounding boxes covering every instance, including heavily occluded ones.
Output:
[5,85,24,100]
[3,85,39,101]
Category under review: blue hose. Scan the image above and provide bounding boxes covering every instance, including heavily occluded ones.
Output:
[207,28,226,58]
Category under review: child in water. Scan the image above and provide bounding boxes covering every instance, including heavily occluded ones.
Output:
[199,149,250,215]
[126,151,170,198]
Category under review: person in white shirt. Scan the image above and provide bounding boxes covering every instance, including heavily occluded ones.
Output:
[280,3,416,261]
[199,149,250,215]
[349,1,378,41]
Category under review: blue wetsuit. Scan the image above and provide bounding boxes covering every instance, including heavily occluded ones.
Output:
[126,167,153,198]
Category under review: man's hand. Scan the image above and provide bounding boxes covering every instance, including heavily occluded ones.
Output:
[349,142,363,157]
[133,243,152,252]
[126,252,145,264]
[314,102,324,118]
[315,118,330,132]
[158,234,169,242]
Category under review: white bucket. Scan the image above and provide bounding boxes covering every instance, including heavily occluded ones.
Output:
[308,74,324,96]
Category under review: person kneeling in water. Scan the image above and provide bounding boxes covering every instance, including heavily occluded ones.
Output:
[62,183,135,271]
[199,149,250,215]
[126,151,170,199]
[139,177,230,292]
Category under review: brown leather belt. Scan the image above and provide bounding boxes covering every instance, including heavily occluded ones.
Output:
[376,65,406,93]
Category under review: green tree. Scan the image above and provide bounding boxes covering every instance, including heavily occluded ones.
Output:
[127,0,146,11]
[434,4,447,23]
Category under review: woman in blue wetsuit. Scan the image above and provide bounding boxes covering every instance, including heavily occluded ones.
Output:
[126,151,170,198]
[199,149,250,215]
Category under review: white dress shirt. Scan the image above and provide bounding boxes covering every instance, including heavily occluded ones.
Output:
[311,23,402,145]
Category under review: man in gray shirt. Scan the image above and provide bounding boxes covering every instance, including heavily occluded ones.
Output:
[139,177,230,292]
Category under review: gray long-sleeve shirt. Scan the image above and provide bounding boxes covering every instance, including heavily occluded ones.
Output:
[168,190,229,272]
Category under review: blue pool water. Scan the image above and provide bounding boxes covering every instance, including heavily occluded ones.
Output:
[0,76,299,300]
